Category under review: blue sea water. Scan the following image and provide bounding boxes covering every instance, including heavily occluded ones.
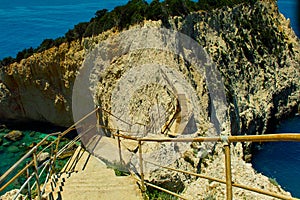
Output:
[0,0,298,60]
[0,0,299,197]
[252,116,300,198]
[277,0,299,36]
[251,0,300,198]
[0,0,130,60]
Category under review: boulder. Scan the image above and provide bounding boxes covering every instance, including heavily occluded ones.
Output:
[38,152,50,163]
[8,145,19,153]
[3,142,10,147]
[4,130,23,141]
[0,189,24,200]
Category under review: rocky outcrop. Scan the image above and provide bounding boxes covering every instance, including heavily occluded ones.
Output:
[0,1,297,131]
[4,130,23,141]
[0,189,24,200]
[182,143,291,199]
[0,0,299,198]
[176,0,299,136]
[0,42,84,127]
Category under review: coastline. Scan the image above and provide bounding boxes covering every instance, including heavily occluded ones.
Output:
[0,0,297,199]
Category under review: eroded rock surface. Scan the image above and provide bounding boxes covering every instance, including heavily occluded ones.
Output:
[0,0,299,198]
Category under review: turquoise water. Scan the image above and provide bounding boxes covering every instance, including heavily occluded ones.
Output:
[0,126,73,195]
[252,116,300,197]
[0,128,55,194]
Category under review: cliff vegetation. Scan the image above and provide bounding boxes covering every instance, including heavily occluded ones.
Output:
[0,0,254,67]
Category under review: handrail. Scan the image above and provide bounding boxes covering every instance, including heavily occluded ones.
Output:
[1,106,299,200]
[144,181,188,200]
[0,132,60,185]
[61,108,98,137]
[143,160,295,200]
[0,108,98,198]
[114,133,300,143]
[114,132,300,200]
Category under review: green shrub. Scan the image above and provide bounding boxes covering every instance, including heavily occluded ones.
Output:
[269,177,279,187]
[146,188,178,200]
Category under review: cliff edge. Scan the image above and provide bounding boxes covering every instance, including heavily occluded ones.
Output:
[0,1,299,198]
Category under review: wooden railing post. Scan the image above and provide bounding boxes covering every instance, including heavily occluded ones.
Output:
[138,141,146,193]
[224,143,233,200]
[33,148,41,200]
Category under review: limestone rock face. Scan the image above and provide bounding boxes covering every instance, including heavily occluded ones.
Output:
[175,0,299,136]
[183,143,292,199]
[0,0,298,199]
[0,41,84,127]
[0,0,297,133]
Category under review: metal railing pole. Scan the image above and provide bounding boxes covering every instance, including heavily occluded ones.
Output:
[224,144,233,200]
[50,133,61,176]
[26,162,31,200]
[33,149,41,200]
[138,141,146,193]
[117,136,123,165]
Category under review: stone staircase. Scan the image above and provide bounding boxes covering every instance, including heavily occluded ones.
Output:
[44,146,142,200]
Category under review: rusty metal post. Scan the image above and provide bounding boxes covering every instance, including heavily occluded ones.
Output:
[138,141,146,193]
[117,136,123,165]
[33,148,42,200]
[224,144,233,200]
[51,133,61,176]
[96,105,101,134]
[26,162,31,199]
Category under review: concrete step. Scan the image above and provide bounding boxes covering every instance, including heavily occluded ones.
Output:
[59,189,142,200]
[48,181,141,200]
[58,184,139,191]
[49,174,136,194]
[44,146,142,200]
[57,177,134,185]
[53,171,117,183]
[55,177,137,187]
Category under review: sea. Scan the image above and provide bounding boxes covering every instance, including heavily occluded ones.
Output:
[0,0,299,197]
[252,116,300,197]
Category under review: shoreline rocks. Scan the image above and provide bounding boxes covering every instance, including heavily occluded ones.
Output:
[4,130,23,142]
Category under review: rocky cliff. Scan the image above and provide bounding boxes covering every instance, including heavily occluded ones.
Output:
[0,0,299,198]
[0,0,298,131]
[0,42,84,126]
